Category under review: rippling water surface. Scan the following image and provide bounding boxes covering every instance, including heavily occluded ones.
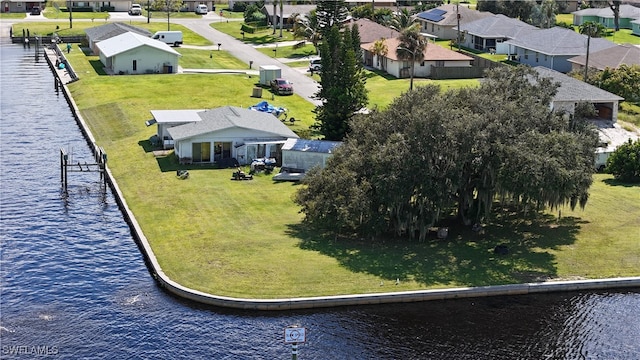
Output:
[1,43,639,359]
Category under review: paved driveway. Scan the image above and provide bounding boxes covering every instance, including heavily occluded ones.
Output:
[173,19,322,107]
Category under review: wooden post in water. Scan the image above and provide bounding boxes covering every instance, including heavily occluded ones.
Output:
[60,148,68,192]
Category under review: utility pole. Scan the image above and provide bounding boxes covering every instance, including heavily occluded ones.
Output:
[456,3,461,51]
[68,0,73,29]
[584,34,591,82]
[272,0,277,35]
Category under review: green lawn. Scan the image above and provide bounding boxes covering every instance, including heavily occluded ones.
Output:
[255,43,317,59]
[211,21,296,44]
[364,69,480,110]
[176,48,248,69]
[43,7,111,20]
[12,21,212,45]
[60,41,640,299]
[0,12,26,19]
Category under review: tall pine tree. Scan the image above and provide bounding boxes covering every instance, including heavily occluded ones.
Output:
[314,24,368,141]
[316,0,349,35]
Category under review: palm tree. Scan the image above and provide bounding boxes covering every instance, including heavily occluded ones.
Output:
[396,24,428,91]
[291,10,323,54]
[390,8,416,32]
[579,21,607,82]
[369,39,388,70]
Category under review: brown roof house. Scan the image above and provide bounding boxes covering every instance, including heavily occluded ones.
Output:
[361,38,473,79]
[346,18,401,44]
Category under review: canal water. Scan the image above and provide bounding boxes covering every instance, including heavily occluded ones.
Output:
[1,43,639,360]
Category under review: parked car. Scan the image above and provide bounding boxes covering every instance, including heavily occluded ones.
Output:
[309,58,321,72]
[30,6,42,15]
[270,78,293,95]
[195,4,208,14]
[128,4,142,15]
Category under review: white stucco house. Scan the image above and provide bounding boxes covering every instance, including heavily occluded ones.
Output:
[95,32,181,75]
[162,106,299,166]
[362,38,473,79]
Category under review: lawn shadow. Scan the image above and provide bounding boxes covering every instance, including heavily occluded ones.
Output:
[89,59,107,75]
[287,209,582,287]
[602,177,640,187]
[365,68,396,80]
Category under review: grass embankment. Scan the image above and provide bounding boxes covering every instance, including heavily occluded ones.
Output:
[61,38,639,299]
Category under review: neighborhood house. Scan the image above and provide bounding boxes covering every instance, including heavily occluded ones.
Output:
[414,4,491,40]
[361,37,474,79]
[504,27,617,73]
[533,66,624,121]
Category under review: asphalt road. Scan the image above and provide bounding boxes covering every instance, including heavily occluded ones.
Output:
[173,18,322,107]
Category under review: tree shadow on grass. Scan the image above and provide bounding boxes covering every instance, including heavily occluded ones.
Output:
[602,177,640,188]
[287,210,583,288]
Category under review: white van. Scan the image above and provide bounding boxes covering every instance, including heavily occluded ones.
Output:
[195,4,208,14]
[152,31,183,47]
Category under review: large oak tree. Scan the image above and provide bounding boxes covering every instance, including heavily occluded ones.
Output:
[296,66,599,241]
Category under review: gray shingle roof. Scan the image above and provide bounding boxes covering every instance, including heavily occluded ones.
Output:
[167,106,299,141]
[567,43,640,69]
[533,66,624,102]
[572,4,640,19]
[504,27,617,56]
[415,4,492,26]
[456,14,537,39]
[85,23,152,42]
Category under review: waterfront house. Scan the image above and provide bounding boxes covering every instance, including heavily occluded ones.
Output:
[85,23,152,55]
[533,66,624,121]
[95,32,181,75]
[164,106,299,165]
[504,27,617,73]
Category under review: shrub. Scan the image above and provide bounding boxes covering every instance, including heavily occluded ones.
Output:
[606,139,640,183]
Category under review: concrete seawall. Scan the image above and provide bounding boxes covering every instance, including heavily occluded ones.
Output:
[43,47,640,311]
